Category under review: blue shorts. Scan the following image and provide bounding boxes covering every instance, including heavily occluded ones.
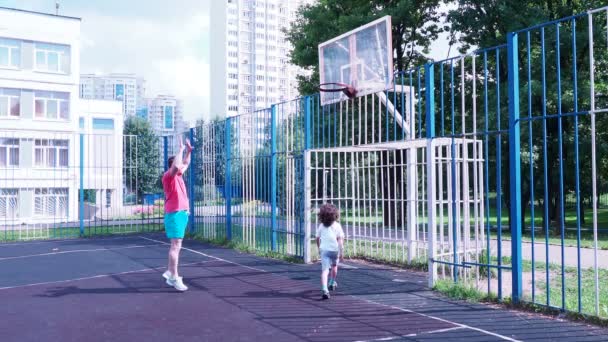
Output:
[164,210,189,239]
[320,250,339,271]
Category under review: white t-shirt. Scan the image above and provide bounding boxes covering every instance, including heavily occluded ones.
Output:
[316,222,345,252]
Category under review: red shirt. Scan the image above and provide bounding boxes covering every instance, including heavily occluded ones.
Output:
[162,170,189,213]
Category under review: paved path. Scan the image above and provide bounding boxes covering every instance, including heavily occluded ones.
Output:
[490,239,608,269]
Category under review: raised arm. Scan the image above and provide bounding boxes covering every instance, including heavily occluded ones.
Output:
[181,138,193,173]
[169,136,186,177]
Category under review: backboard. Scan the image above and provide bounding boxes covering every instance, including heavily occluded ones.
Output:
[318,16,393,106]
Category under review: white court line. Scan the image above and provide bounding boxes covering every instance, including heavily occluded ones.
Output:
[0,235,146,247]
[0,244,164,262]
[0,261,212,291]
[358,298,521,342]
[148,237,521,342]
[140,237,266,273]
[353,327,466,342]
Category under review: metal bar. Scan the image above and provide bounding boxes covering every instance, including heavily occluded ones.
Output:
[425,63,435,138]
[526,30,536,303]
[189,128,195,234]
[572,18,582,313]
[496,48,503,301]
[271,104,278,251]
[541,26,551,307]
[225,118,232,241]
[163,136,168,171]
[507,32,523,303]
[588,12,600,316]
[450,60,458,282]
[79,133,84,236]
[556,23,566,311]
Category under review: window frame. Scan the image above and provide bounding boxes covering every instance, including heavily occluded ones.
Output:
[0,188,18,219]
[0,38,21,69]
[34,188,68,218]
[34,91,69,120]
[34,139,69,169]
[34,43,70,74]
[0,138,19,168]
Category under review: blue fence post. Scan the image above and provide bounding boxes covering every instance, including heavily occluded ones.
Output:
[305,96,312,149]
[163,136,169,171]
[507,32,523,303]
[79,134,85,236]
[425,63,435,139]
[188,128,195,235]
[271,104,278,251]
[225,118,232,241]
[303,96,312,259]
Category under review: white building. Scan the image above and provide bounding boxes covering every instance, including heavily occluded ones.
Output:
[80,73,146,118]
[77,99,124,219]
[0,8,124,226]
[144,95,187,137]
[210,0,314,118]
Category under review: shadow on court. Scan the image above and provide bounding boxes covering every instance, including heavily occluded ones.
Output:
[1,234,607,342]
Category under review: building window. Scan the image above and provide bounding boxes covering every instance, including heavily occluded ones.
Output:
[228,73,238,79]
[34,139,68,168]
[92,118,114,130]
[34,42,70,74]
[0,138,19,167]
[106,190,112,208]
[79,117,84,129]
[163,106,174,130]
[0,88,20,117]
[256,86,264,91]
[34,188,68,218]
[228,51,238,58]
[228,41,238,47]
[256,65,264,71]
[228,95,238,101]
[228,105,238,111]
[34,91,69,120]
[0,189,18,219]
[0,38,20,68]
[256,75,264,81]
[114,84,124,100]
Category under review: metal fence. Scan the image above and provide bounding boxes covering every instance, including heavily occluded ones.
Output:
[1,5,608,320]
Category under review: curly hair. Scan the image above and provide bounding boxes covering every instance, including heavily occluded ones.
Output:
[318,203,339,227]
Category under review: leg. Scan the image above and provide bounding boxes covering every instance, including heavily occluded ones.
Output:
[168,238,183,278]
[330,264,338,283]
[321,269,329,290]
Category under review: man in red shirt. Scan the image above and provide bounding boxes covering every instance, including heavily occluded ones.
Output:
[161,136,192,291]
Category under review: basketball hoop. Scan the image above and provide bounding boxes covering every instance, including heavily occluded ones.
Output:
[319,82,357,99]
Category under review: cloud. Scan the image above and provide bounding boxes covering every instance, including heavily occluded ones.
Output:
[76,8,210,124]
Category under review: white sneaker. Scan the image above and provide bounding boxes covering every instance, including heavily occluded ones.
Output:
[162,270,172,280]
[166,276,188,292]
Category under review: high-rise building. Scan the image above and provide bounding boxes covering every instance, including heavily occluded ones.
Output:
[79,73,146,117]
[210,0,314,118]
[144,95,187,138]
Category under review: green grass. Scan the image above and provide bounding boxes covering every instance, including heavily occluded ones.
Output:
[0,223,164,243]
[433,279,498,302]
[533,267,608,318]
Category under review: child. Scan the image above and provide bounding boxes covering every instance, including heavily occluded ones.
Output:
[316,203,345,300]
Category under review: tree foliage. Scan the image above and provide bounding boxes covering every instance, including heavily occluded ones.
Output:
[124,116,161,200]
[286,0,444,95]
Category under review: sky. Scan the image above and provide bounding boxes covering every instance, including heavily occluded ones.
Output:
[0,1,458,124]
[0,0,211,124]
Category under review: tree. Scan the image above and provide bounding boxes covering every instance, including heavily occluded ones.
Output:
[286,0,444,95]
[448,0,608,233]
[123,116,161,201]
